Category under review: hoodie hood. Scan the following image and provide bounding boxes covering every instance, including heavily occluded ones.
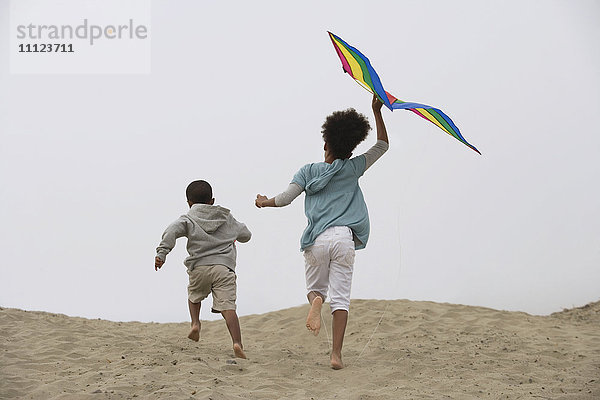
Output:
[187,203,230,233]
[304,159,347,195]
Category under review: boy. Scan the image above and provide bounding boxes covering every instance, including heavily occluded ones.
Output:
[255,95,389,369]
[155,180,251,359]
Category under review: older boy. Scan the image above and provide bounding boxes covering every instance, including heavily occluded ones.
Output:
[255,95,389,369]
[155,180,251,359]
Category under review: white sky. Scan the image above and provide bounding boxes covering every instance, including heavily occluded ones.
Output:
[1,0,599,322]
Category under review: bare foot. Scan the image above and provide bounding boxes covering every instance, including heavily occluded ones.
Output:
[306,296,323,336]
[188,323,200,342]
[330,353,344,370]
[233,343,247,359]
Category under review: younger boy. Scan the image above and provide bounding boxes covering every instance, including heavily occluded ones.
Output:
[155,180,251,359]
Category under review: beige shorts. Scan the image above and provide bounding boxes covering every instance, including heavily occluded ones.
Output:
[187,264,237,313]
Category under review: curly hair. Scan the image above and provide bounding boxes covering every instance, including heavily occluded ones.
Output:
[321,108,371,159]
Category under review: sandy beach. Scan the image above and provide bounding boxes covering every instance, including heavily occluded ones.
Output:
[1,299,598,399]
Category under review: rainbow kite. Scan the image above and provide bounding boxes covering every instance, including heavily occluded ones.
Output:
[328,31,480,155]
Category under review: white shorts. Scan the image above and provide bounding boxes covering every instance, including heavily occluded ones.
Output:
[303,226,355,313]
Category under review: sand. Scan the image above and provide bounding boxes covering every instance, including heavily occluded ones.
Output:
[1,299,599,399]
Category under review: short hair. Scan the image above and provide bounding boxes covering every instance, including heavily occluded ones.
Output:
[321,108,371,159]
[186,180,213,205]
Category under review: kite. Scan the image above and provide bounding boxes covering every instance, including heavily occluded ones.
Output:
[328,31,481,155]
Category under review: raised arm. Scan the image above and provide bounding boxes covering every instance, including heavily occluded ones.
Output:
[372,94,388,144]
[362,95,390,171]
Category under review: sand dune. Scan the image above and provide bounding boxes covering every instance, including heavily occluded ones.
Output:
[1,299,599,399]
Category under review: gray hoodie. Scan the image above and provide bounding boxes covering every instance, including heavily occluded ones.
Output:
[156,204,252,272]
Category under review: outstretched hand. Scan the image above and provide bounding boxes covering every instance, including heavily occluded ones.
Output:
[372,94,383,113]
[155,256,164,271]
[255,194,268,208]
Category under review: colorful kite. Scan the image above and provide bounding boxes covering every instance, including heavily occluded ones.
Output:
[328,31,480,154]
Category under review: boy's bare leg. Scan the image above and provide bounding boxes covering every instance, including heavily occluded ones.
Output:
[306,291,324,336]
[330,310,348,369]
[221,310,246,359]
[188,300,201,342]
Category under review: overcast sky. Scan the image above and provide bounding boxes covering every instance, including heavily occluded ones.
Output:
[1,0,599,323]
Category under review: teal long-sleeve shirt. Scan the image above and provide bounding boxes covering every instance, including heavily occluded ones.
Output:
[282,140,388,251]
